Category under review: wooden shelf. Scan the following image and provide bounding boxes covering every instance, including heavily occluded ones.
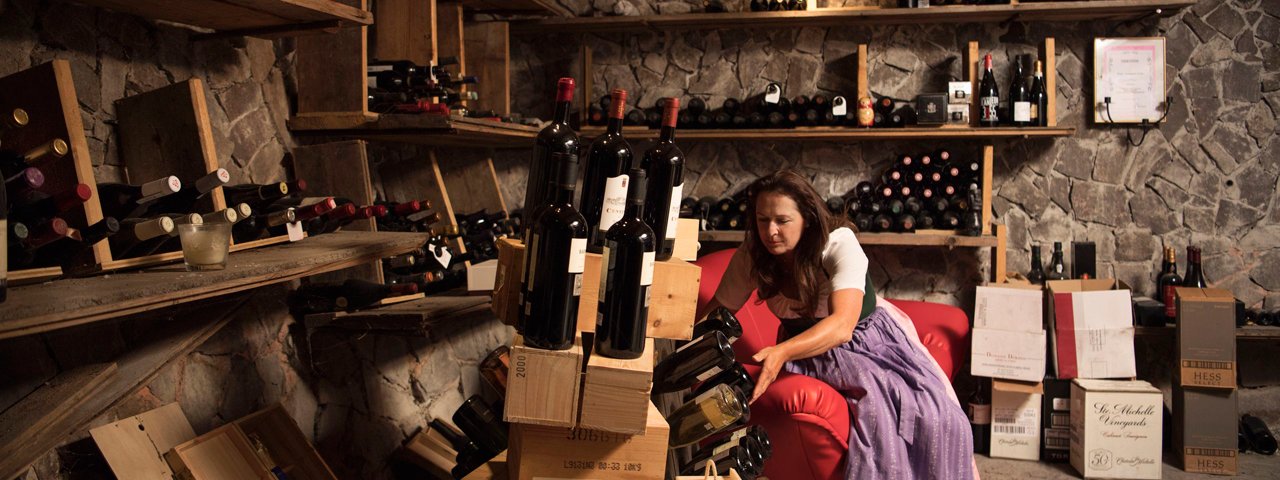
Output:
[699,229,999,248]
[72,0,372,38]
[461,0,572,16]
[1135,325,1280,340]
[0,231,428,340]
[289,114,539,147]
[510,0,1194,34]
[304,295,493,335]
[579,125,1074,142]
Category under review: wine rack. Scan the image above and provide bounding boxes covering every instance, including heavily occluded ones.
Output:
[66,0,372,39]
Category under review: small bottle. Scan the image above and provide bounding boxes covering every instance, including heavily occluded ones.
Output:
[1047,242,1069,281]
[1184,246,1207,289]
[1027,245,1046,285]
[968,379,991,455]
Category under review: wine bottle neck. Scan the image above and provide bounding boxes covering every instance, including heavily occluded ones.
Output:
[606,116,624,134]
[553,101,572,125]
[659,125,676,142]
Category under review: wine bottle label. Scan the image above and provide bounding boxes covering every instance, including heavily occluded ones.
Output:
[572,273,583,297]
[643,285,651,307]
[599,246,612,299]
[525,234,540,288]
[969,403,992,425]
[641,251,655,286]
[568,238,587,273]
[695,365,724,383]
[831,96,848,116]
[367,74,381,89]
[1013,101,1031,122]
[598,174,629,234]
[1163,285,1178,317]
[980,96,999,121]
[1030,104,1040,121]
[665,183,684,240]
[1,219,7,281]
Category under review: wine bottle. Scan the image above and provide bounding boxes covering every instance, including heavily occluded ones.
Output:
[667,383,750,447]
[4,167,43,202]
[1027,244,1046,285]
[680,442,760,477]
[1157,246,1183,322]
[452,396,508,454]
[1030,60,1048,127]
[1,108,28,130]
[146,168,231,215]
[111,216,176,258]
[896,213,916,232]
[1009,55,1031,127]
[693,307,743,343]
[640,98,685,261]
[871,213,892,232]
[979,53,1000,127]
[581,89,635,253]
[524,77,580,217]
[691,362,753,398]
[293,278,418,313]
[41,217,118,272]
[98,176,183,220]
[968,379,991,455]
[653,330,734,393]
[480,345,510,396]
[523,153,588,351]
[1184,246,1207,288]
[201,207,239,224]
[232,208,295,243]
[825,196,846,215]
[1047,241,1069,281]
[595,168,656,359]
[222,182,289,210]
[12,183,92,225]
[0,138,68,176]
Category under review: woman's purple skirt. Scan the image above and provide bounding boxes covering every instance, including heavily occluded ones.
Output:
[783,307,975,480]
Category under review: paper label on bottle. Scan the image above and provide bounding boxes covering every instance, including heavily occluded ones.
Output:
[1052,398,1070,411]
[598,174,629,234]
[567,238,587,273]
[1030,104,1040,121]
[367,75,381,89]
[286,221,305,241]
[641,251,656,286]
[643,285,651,307]
[572,273,583,297]
[1013,102,1031,122]
[695,365,724,383]
[526,234,541,289]
[1,219,7,281]
[980,96,999,122]
[665,183,684,240]
[969,403,992,424]
[599,246,612,299]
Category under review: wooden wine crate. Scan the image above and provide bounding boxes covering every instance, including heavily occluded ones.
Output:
[292,140,382,283]
[579,338,654,435]
[507,400,668,480]
[491,238,699,340]
[165,403,337,480]
[90,403,197,480]
[0,60,107,283]
[504,334,583,428]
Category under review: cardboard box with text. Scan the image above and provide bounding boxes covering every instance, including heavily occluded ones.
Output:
[991,379,1044,461]
[972,285,1047,382]
[1175,288,1237,389]
[1174,386,1238,475]
[1069,379,1163,479]
[1047,279,1136,379]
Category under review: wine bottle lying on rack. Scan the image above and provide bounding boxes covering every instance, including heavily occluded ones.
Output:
[232,208,295,244]
[10,183,91,227]
[691,362,753,398]
[653,330,735,393]
[223,181,290,211]
[681,433,767,477]
[5,167,43,202]
[99,176,183,220]
[692,307,743,344]
[110,216,176,259]
[667,383,750,447]
[0,138,68,176]
[146,168,231,215]
[291,278,420,314]
[39,217,119,273]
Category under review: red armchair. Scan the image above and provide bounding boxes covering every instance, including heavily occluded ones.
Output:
[694,248,971,480]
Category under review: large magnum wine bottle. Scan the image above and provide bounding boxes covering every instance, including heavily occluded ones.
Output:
[524,78,580,216]
[580,89,634,253]
[595,168,656,359]
[653,330,734,393]
[640,98,685,261]
[524,153,588,350]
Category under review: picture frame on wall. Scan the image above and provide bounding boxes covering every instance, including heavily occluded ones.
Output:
[1093,37,1166,124]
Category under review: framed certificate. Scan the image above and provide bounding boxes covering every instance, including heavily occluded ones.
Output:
[1093,37,1166,124]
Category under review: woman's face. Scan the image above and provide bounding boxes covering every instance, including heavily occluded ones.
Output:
[755,191,805,257]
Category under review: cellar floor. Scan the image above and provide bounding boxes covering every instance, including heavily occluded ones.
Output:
[975,453,1280,479]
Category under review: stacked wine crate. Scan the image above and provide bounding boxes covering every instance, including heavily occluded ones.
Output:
[494,234,700,479]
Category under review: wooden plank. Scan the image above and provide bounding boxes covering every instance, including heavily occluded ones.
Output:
[993,223,1007,284]
[436,149,508,215]
[305,295,492,335]
[0,363,119,479]
[575,125,1075,142]
[1043,37,1057,127]
[115,79,226,218]
[296,0,368,115]
[289,114,540,147]
[0,231,428,339]
[508,0,1194,34]
[856,44,868,101]
[90,403,197,480]
[464,22,511,116]
[292,140,381,283]
[166,425,267,479]
[234,404,338,480]
[504,335,582,428]
[698,229,1001,247]
[460,0,570,16]
[373,0,436,65]
[981,144,994,235]
[70,0,372,33]
[437,2,467,107]
[968,41,979,128]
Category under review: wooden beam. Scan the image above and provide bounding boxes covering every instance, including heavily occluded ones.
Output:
[1043,37,1057,127]
[993,223,1007,284]
[437,3,466,68]
[374,0,437,65]
[65,0,371,33]
[967,40,979,128]
[464,21,511,116]
[981,144,994,235]
[304,295,492,335]
[856,44,868,101]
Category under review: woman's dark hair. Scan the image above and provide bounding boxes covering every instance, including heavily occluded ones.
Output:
[742,169,852,316]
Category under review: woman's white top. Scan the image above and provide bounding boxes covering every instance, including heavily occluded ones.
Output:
[713,227,869,319]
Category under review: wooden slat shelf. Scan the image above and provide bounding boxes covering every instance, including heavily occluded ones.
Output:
[509,0,1194,34]
[461,0,572,17]
[0,231,429,341]
[72,0,373,37]
[305,295,494,335]
[579,125,1074,142]
[1135,325,1280,340]
[700,229,999,248]
[289,114,540,147]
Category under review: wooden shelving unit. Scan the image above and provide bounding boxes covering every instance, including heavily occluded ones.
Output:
[304,295,493,335]
[699,229,999,248]
[510,0,1194,34]
[1135,325,1280,341]
[461,0,572,16]
[71,0,373,38]
[289,113,539,147]
[0,231,429,340]
[579,125,1073,142]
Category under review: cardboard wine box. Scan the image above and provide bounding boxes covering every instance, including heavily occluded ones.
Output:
[1175,288,1237,389]
[1040,378,1072,463]
[916,93,949,125]
[1046,279,1136,379]
[972,285,1046,382]
[1173,386,1238,475]
[990,379,1043,461]
[507,400,669,480]
[1069,379,1163,479]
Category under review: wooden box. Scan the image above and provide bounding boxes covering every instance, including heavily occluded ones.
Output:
[504,334,583,428]
[491,238,699,340]
[165,404,337,480]
[91,403,197,480]
[508,401,669,480]
[579,338,654,435]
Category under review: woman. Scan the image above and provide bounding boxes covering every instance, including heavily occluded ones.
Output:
[696,170,976,479]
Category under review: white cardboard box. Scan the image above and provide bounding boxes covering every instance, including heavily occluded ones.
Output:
[991,379,1044,461]
[972,285,1047,382]
[1047,280,1136,379]
[1070,379,1163,479]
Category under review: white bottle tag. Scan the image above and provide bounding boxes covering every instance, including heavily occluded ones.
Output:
[367,75,380,89]
[765,84,781,104]
[286,221,305,242]
[432,245,453,268]
[831,96,847,116]
[1030,104,1040,121]
[665,183,684,240]
[598,174,629,234]
[1013,102,1031,122]
[567,238,587,273]
[641,251,655,286]
[598,246,612,299]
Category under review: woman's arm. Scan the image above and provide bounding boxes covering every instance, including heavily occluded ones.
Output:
[749,287,862,401]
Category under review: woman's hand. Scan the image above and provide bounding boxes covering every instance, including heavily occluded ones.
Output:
[750,344,791,403]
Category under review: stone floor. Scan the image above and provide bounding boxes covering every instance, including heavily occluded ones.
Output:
[976,454,1280,479]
